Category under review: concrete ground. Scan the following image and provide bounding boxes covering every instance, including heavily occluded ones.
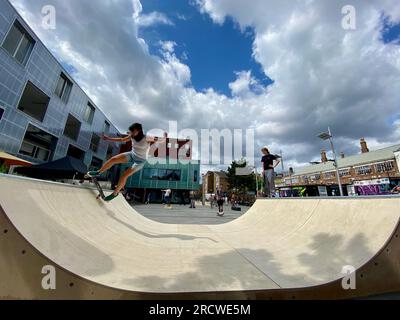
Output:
[133,202,249,225]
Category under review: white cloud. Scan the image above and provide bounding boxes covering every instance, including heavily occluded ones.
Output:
[159,40,177,53]
[131,0,173,28]
[136,11,174,28]
[229,71,265,97]
[176,13,188,21]
[196,0,400,160]
[10,0,400,171]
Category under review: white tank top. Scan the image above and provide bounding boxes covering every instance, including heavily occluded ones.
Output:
[131,136,150,160]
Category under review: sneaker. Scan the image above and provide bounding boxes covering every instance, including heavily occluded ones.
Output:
[104,193,119,202]
[86,170,100,178]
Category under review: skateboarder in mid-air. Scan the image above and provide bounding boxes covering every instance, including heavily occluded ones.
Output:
[87,123,166,202]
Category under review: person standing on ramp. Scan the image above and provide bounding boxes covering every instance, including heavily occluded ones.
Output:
[261,146,281,198]
[87,123,165,202]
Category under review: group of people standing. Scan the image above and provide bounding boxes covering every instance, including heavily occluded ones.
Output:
[160,189,196,209]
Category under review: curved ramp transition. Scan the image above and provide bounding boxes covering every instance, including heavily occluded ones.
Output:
[1,174,400,299]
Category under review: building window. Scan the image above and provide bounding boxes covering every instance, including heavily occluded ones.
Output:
[323,171,336,179]
[375,161,394,173]
[90,133,100,153]
[18,81,50,122]
[339,168,351,177]
[291,178,299,184]
[67,144,85,160]
[54,73,72,103]
[89,156,103,171]
[2,20,35,65]
[159,169,181,181]
[19,124,57,161]
[309,174,321,181]
[103,121,110,134]
[143,168,159,180]
[84,102,95,124]
[63,114,81,141]
[0,108,4,121]
[142,169,181,181]
[355,165,372,175]
[106,145,114,160]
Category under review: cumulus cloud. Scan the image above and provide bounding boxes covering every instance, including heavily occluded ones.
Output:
[132,0,173,28]
[196,0,400,163]
[229,70,265,97]
[10,0,400,171]
[135,11,174,28]
[159,40,177,53]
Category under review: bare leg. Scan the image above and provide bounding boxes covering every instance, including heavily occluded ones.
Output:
[113,167,138,195]
[98,154,128,174]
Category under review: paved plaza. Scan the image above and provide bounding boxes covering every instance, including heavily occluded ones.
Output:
[133,202,250,225]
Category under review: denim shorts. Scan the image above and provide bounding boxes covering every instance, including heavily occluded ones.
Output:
[122,152,146,170]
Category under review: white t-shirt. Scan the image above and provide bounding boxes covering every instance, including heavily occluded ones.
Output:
[131,136,150,160]
[164,189,171,197]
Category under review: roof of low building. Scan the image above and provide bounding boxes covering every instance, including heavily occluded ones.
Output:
[0,151,33,166]
[294,144,400,176]
[215,171,228,178]
[204,170,228,178]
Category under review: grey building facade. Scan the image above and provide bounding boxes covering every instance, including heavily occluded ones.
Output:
[0,0,120,169]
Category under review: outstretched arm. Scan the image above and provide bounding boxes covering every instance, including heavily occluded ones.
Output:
[274,159,281,169]
[103,133,131,143]
[273,155,281,169]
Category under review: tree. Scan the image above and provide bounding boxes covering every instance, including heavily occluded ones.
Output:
[0,163,9,174]
[226,159,257,195]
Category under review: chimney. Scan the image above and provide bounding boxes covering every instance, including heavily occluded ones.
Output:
[360,138,369,154]
[321,149,328,163]
[340,152,345,159]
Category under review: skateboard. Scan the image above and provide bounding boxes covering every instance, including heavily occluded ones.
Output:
[86,176,105,200]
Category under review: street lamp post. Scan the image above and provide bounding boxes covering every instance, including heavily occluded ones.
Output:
[254,166,259,197]
[317,127,344,197]
[201,174,206,206]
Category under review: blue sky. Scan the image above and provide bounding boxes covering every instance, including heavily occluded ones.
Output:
[382,15,400,44]
[12,0,400,167]
[139,0,272,96]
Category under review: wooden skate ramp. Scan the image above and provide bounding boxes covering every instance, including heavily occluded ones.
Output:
[1,174,400,299]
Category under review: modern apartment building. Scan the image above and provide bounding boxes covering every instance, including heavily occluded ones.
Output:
[121,137,201,203]
[0,0,120,169]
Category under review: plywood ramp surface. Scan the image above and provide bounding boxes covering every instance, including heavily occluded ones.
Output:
[1,175,400,299]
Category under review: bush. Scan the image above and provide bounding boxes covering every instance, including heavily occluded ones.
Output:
[0,163,9,174]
